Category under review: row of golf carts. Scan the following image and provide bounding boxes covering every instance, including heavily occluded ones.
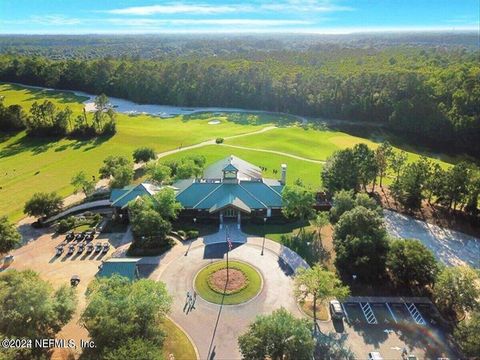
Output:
[56,229,110,256]
[56,242,110,256]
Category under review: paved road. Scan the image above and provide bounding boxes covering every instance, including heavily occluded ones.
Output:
[125,226,309,360]
[158,242,304,360]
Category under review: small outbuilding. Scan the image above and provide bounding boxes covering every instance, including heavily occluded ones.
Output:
[97,258,141,281]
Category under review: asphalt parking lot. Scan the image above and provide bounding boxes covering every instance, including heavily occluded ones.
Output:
[320,298,460,359]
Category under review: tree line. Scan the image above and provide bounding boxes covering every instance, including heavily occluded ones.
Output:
[0,46,478,157]
[0,93,116,138]
[322,142,479,217]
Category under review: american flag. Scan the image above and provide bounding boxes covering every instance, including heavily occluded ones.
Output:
[227,237,233,251]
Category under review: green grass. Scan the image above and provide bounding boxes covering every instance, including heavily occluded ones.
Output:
[0,83,275,220]
[161,317,197,360]
[0,82,458,221]
[242,220,311,242]
[194,260,262,305]
[226,125,455,169]
[160,145,323,189]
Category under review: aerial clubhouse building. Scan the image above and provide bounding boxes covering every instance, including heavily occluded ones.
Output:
[110,155,287,228]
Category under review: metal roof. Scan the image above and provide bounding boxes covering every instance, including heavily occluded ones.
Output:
[97,258,141,280]
[110,183,160,208]
[203,155,262,181]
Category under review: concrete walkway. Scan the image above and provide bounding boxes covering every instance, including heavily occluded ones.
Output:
[200,225,310,273]
[45,199,112,223]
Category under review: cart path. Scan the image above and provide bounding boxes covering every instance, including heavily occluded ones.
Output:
[146,125,279,164]
[219,143,325,164]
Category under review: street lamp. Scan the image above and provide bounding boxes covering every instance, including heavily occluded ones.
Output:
[261,217,267,255]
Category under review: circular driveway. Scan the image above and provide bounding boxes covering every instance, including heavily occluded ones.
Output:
[158,241,304,360]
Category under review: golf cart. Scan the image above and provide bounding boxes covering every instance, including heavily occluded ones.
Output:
[70,275,80,287]
[66,231,75,241]
[55,246,64,256]
[75,232,85,242]
[86,243,94,254]
[95,243,102,253]
[85,230,95,242]
[67,244,75,256]
[102,243,110,254]
[77,243,85,254]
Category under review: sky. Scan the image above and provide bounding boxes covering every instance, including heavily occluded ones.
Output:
[0,0,478,34]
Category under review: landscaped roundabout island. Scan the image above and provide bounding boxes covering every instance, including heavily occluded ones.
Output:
[194,260,262,305]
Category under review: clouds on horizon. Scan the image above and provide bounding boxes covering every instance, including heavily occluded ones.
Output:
[0,0,478,34]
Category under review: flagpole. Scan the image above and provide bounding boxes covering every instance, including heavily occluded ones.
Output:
[226,225,229,282]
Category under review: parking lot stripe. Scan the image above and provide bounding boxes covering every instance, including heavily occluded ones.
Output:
[385,303,398,323]
[340,302,350,323]
[360,302,378,324]
[404,302,426,325]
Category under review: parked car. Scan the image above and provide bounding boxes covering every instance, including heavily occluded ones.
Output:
[65,231,75,241]
[329,300,344,319]
[55,246,64,256]
[86,243,94,254]
[102,243,110,254]
[3,255,14,265]
[95,243,102,253]
[368,352,383,360]
[77,244,85,254]
[67,245,75,256]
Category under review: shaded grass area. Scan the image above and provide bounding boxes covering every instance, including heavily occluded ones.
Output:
[242,219,310,242]
[126,238,175,257]
[173,221,219,238]
[300,300,330,321]
[194,260,262,305]
[161,317,197,360]
[243,220,334,269]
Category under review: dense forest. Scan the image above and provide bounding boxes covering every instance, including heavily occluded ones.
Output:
[0,34,478,157]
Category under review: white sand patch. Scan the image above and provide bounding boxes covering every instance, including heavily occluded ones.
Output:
[6,82,308,122]
[384,210,480,268]
[208,120,221,125]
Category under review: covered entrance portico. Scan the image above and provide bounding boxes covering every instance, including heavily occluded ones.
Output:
[210,198,251,230]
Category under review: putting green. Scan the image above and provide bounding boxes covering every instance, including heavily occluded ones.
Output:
[194,260,262,305]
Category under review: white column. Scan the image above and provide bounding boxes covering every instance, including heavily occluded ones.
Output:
[237,211,241,229]
[219,212,223,229]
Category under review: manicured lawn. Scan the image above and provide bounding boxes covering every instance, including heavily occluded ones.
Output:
[0,83,275,220]
[160,145,323,189]
[161,317,197,360]
[194,260,262,305]
[243,220,335,269]
[226,125,454,170]
[242,219,311,242]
